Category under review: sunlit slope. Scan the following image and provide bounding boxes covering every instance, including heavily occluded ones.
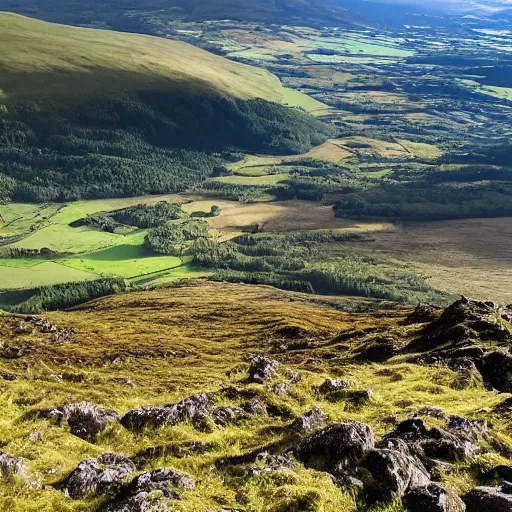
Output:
[0,12,284,101]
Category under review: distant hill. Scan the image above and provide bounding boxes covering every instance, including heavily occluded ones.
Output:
[0,13,333,202]
[0,0,354,30]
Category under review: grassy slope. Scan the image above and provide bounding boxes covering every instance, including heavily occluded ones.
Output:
[0,282,510,511]
[0,12,284,102]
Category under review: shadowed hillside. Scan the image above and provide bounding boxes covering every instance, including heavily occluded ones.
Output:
[0,0,354,29]
[0,14,333,202]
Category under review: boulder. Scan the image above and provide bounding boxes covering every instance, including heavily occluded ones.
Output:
[63,402,119,441]
[486,465,512,483]
[318,378,350,394]
[247,356,279,384]
[59,453,136,499]
[296,421,375,473]
[121,393,213,432]
[99,468,195,512]
[478,350,512,392]
[212,406,249,427]
[0,452,27,480]
[404,484,466,512]
[33,402,119,441]
[242,398,267,416]
[361,444,430,500]
[463,485,512,512]
[405,304,441,324]
[291,407,325,435]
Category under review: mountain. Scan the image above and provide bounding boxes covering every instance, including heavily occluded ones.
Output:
[0,281,511,511]
[0,0,354,30]
[0,13,333,202]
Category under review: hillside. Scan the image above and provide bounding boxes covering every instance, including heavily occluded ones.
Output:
[0,14,333,202]
[0,281,511,511]
[0,0,354,30]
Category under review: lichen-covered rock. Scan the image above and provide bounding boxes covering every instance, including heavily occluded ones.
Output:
[31,402,119,441]
[212,406,249,427]
[405,484,466,512]
[291,407,325,435]
[361,444,430,500]
[384,417,480,464]
[318,378,350,394]
[0,452,27,480]
[463,485,512,512]
[247,356,279,384]
[59,453,136,499]
[63,402,119,441]
[296,421,375,473]
[121,393,213,432]
[99,468,195,512]
[242,398,267,416]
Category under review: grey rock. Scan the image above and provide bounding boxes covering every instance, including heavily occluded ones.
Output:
[362,445,430,499]
[0,452,27,480]
[247,356,279,384]
[463,486,512,512]
[121,393,213,432]
[99,468,194,512]
[318,378,350,394]
[291,407,325,435]
[212,406,249,427]
[405,484,466,512]
[59,453,136,499]
[242,398,267,416]
[296,421,375,473]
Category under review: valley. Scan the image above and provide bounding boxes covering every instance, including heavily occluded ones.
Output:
[0,1,512,511]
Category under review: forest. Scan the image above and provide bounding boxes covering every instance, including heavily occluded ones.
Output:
[0,93,333,202]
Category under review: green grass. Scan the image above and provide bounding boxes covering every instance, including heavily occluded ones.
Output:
[0,282,510,511]
[0,12,286,102]
[61,245,183,279]
[0,261,98,289]
[0,197,202,290]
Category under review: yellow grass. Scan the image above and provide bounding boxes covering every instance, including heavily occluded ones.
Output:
[0,12,285,101]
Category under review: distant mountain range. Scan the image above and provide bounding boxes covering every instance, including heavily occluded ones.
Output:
[0,0,356,29]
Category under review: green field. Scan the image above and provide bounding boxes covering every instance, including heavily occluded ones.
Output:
[0,196,215,290]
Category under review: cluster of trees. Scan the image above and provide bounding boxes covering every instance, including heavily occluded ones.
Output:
[71,202,185,233]
[4,278,127,313]
[144,220,211,255]
[0,93,333,202]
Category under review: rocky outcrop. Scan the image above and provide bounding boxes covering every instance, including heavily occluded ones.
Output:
[0,452,27,480]
[291,407,325,435]
[99,468,195,512]
[121,393,213,432]
[212,406,249,427]
[296,421,375,474]
[30,402,119,441]
[478,350,512,392]
[404,484,466,512]
[318,378,350,394]
[361,441,430,500]
[463,485,512,511]
[247,356,279,384]
[58,453,136,499]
